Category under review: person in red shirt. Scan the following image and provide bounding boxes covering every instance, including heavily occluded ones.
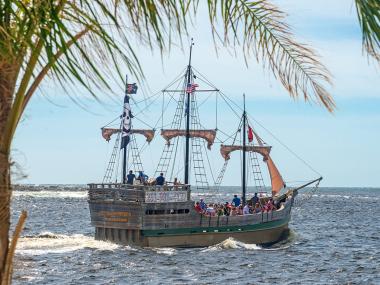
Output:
[194,202,202,213]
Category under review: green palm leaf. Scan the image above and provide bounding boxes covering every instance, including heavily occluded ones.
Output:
[207,0,334,111]
[355,0,380,62]
[1,0,336,152]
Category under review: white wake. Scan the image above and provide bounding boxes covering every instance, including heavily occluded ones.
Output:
[16,232,120,255]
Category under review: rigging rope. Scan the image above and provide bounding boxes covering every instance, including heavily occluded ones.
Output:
[293,179,321,208]
[216,89,322,177]
[247,114,322,177]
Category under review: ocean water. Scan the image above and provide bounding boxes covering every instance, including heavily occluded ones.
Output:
[10,186,380,284]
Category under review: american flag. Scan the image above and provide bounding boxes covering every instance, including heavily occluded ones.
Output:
[186,83,199,93]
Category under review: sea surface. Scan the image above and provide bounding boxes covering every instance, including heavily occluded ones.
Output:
[10,186,380,284]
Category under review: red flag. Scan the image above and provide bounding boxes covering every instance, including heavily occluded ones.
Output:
[248,126,254,142]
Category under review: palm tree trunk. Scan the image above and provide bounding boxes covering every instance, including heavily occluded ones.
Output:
[0,151,10,284]
[0,63,17,284]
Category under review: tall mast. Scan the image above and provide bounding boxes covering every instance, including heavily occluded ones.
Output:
[122,75,128,184]
[242,94,246,204]
[184,39,194,185]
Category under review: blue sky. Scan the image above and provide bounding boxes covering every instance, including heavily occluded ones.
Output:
[12,0,380,187]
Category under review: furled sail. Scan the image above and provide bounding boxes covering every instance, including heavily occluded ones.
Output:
[220,145,272,161]
[161,129,216,150]
[220,144,285,195]
[101,128,155,143]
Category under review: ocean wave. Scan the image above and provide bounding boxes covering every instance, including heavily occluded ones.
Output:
[306,194,380,200]
[13,191,87,199]
[16,232,120,255]
[202,237,261,251]
[151,247,177,255]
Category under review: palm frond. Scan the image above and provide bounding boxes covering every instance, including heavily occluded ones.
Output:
[355,0,380,62]
[1,0,337,150]
[207,0,335,112]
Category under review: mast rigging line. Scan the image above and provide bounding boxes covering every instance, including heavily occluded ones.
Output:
[133,84,177,124]
[131,90,162,106]
[216,89,322,177]
[246,114,322,177]
[102,116,121,128]
[132,71,186,119]
[132,115,155,129]
[151,88,180,130]
[133,67,187,106]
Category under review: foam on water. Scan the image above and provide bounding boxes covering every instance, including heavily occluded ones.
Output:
[202,237,262,251]
[151,247,177,256]
[17,232,119,255]
[307,193,380,200]
[13,191,87,199]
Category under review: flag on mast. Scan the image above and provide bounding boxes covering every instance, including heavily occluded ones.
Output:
[121,82,137,149]
[248,125,254,143]
[186,83,199,93]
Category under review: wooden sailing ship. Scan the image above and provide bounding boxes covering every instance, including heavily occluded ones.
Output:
[88,42,322,247]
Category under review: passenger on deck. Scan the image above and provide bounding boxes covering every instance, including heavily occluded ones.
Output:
[137,171,148,184]
[223,202,230,216]
[252,193,259,205]
[239,205,244,215]
[254,203,261,213]
[230,206,237,216]
[264,198,275,212]
[194,202,202,213]
[243,204,250,215]
[206,204,216,216]
[217,206,224,217]
[232,195,241,207]
[156,173,165,186]
[126,170,136,185]
[200,199,207,210]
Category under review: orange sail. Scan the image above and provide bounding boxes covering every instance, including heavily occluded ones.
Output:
[220,144,285,195]
[266,157,285,196]
[101,128,155,143]
[161,129,216,150]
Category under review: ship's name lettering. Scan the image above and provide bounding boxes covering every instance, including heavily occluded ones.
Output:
[145,191,187,203]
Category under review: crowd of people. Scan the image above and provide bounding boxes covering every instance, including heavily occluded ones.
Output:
[194,193,283,216]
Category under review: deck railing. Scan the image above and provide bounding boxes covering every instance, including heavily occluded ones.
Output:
[88,183,191,202]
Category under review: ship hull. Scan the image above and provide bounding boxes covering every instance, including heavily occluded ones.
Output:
[88,184,294,248]
[94,218,289,247]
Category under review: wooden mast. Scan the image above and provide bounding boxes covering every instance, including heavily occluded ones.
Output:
[122,75,128,184]
[242,94,247,204]
[184,39,194,185]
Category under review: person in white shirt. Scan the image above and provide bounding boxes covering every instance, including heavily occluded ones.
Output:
[243,204,250,215]
[206,204,216,216]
